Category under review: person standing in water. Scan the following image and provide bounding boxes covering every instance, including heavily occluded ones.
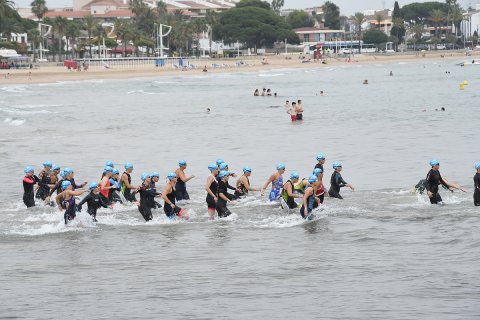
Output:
[36,160,53,201]
[312,168,325,204]
[76,182,108,222]
[162,172,188,220]
[99,166,116,204]
[425,159,464,205]
[22,166,39,207]
[121,162,136,202]
[474,162,480,206]
[135,172,157,221]
[175,160,195,201]
[300,175,318,220]
[261,163,286,201]
[295,99,304,120]
[205,163,220,218]
[216,170,235,218]
[235,166,260,198]
[328,162,354,199]
[108,169,122,203]
[56,180,87,224]
[281,172,303,209]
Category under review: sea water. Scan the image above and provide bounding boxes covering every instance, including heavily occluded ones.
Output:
[1,59,479,319]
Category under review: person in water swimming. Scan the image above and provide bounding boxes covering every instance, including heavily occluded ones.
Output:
[425,159,462,205]
[175,160,195,201]
[35,161,53,201]
[235,166,260,197]
[205,163,220,218]
[474,162,480,206]
[22,166,39,207]
[216,170,235,218]
[56,180,87,224]
[100,166,116,205]
[121,162,136,202]
[300,175,318,220]
[162,172,188,220]
[281,172,303,209]
[328,162,354,199]
[261,163,286,201]
[77,182,109,222]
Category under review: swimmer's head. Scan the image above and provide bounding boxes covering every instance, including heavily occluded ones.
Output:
[429,159,440,167]
[24,166,34,174]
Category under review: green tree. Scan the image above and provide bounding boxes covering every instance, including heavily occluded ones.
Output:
[214,5,298,50]
[205,10,218,57]
[28,28,40,61]
[363,28,388,47]
[65,20,80,59]
[451,4,463,37]
[374,13,383,29]
[323,1,340,30]
[408,23,424,49]
[286,10,314,29]
[115,20,135,57]
[430,9,445,39]
[390,17,405,46]
[351,12,366,52]
[401,2,447,24]
[271,0,284,15]
[30,0,48,20]
[0,0,15,19]
[83,15,97,58]
[156,0,168,22]
[53,16,67,59]
[236,0,271,10]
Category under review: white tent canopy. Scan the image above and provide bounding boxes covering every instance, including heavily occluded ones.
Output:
[0,48,21,58]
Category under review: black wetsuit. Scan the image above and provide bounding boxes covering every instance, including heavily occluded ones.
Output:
[281,180,298,209]
[175,177,190,201]
[234,175,249,198]
[35,170,51,200]
[216,180,232,218]
[329,171,348,199]
[415,179,428,194]
[314,163,324,172]
[300,187,316,219]
[426,169,449,204]
[136,183,156,221]
[77,191,108,221]
[23,175,39,207]
[216,177,238,200]
[206,175,218,210]
[474,173,480,206]
[108,178,123,204]
[164,186,182,218]
[62,196,76,224]
[121,172,136,202]
[149,181,162,209]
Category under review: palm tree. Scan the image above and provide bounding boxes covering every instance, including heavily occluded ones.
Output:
[409,23,424,50]
[53,16,67,60]
[271,0,284,15]
[0,0,15,19]
[30,0,48,21]
[451,4,464,37]
[115,20,135,57]
[392,17,404,50]
[374,13,383,30]
[190,18,207,56]
[65,20,80,59]
[430,9,444,39]
[28,28,41,61]
[83,15,96,58]
[156,0,167,22]
[205,10,218,57]
[352,12,366,53]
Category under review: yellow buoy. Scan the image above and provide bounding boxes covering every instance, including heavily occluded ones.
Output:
[463,80,469,85]
[460,84,464,90]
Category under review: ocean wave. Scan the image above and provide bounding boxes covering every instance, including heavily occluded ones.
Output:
[3,118,25,126]
[127,90,165,95]
[0,85,27,93]
[1,107,52,115]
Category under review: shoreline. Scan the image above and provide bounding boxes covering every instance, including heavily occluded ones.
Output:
[1,51,477,85]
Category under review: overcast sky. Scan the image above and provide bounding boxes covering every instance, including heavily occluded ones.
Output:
[15,0,477,14]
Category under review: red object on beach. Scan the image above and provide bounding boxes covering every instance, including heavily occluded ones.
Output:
[63,60,77,69]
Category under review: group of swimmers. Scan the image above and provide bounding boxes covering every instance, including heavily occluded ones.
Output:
[254,88,276,97]
[21,156,480,225]
[285,99,304,121]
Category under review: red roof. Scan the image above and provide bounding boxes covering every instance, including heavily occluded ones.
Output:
[44,10,90,18]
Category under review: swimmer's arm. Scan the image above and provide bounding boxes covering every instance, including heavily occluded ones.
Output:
[161,185,174,206]
[262,174,275,192]
[205,177,217,199]
[218,192,230,202]
[121,173,135,189]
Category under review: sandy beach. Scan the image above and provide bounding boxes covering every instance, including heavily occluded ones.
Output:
[0,51,477,85]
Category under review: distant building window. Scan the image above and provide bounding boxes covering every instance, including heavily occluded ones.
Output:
[314,33,321,42]
[303,34,309,42]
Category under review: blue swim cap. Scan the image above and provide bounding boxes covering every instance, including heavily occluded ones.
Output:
[290,171,299,180]
[316,153,325,161]
[112,169,119,175]
[52,164,60,171]
[43,160,52,167]
[332,162,342,169]
[276,163,286,170]
[208,163,218,172]
[429,159,439,167]
[104,166,113,173]
[167,172,177,181]
[151,171,160,178]
[476,162,480,170]
[243,166,252,173]
[219,163,228,170]
[308,175,318,184]
[60,170,67,178]
[178,159,187,166]
[313,168,322,176]
[216,159,224,166]
[141,172,151,181]
[218,170,229,178]
[124,162,133,170]
[61,180,72,190]
[105,161,114,167]
[24,166,34,173]
[64,167,73,175]
[88,182,99,190]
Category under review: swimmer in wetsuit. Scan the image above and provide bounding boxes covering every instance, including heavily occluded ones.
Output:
[281,172,303,209]
[328,162,354,199]
[162,172,188,220]
[474,162,480,206]
[149,172,162,209]
[100,166,116,205]
[312,168,325,205]
[55,180,87,224]
[425,159,459,205]
[218,163,240,200]
[216,170,235,218]
[108,169,123,204]
[261,163,286,201]
[76,182,108,222]
[134,172,159,221]
[22,166,39,207]
[300,175,319,220]
[175,159,195,201]
[205,163,220,218]
[121,162,136,202]
[35,160,53,201]
[235,166,261,198]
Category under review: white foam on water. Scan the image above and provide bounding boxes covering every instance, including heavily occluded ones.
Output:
[0,85,27,93]
[3,118,25,126]
[127,89,165,95]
